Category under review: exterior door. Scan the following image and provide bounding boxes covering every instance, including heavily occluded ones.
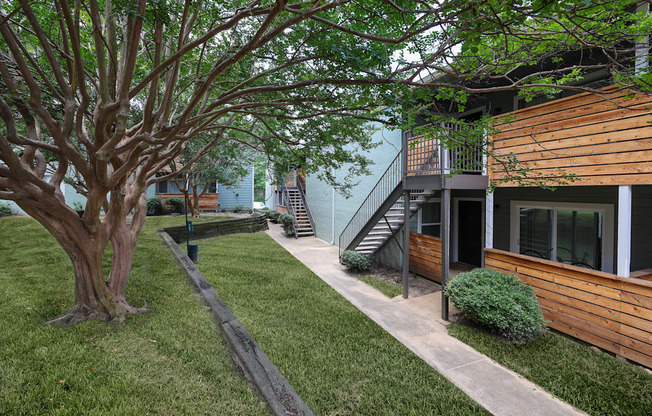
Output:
[457,200,483,267]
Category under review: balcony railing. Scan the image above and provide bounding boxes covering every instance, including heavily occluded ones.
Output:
[405,121,485,177]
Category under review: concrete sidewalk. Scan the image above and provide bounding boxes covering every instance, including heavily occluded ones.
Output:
[266,224,587,416]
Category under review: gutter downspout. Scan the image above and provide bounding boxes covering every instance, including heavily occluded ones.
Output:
[330,186,335,245]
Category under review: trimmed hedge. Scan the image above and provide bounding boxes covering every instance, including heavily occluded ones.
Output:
[146,197,165,216]
[278,214,295,237]
[163,197,185,214]
[445,268,546,342]
[341,250,372,272]
[267,211,281,223]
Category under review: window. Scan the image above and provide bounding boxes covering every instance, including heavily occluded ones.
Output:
[157,181,168,194]
[207,182,217,194]
[412,200,440,237]
[511,201,614,272]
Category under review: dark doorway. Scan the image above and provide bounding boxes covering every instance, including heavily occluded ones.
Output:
[457,200,483,267]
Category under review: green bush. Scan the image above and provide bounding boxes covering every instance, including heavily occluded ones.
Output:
[445,268,546,342]
[278,214,295,236]
[163,197,185,214]
[0,201,14,217]
[341,250,372,272]
[146,197,164,216]
[268,211,281,223]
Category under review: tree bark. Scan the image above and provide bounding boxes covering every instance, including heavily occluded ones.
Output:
[22,202,126,324]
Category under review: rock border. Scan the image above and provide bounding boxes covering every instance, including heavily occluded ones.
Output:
[159,230,314,416]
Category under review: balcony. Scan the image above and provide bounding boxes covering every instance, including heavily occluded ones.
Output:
[404,121,488,190]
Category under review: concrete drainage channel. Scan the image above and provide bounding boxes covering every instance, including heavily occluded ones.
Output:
[158,218,314,416]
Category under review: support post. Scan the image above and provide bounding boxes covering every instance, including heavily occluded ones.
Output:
[617,185,632,278]
[402,190,410,299]
[484,192,494,268]
[441,188,451,320]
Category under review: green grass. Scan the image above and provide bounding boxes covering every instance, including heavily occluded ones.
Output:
[196,232,488,416]
[448,323,652,416]
[356,275,403,298]
[0,216,268,416]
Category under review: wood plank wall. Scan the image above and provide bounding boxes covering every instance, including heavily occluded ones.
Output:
[157,193,219,210]
[409,233,442,283]
[485,248,652,368]
[163,215,268,243]
[491,88,652,186]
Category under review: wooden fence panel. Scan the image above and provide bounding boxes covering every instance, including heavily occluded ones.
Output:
[485,248,652,368]
[491,87,652,186]
[409,233,442,283]
[157,193,219,211]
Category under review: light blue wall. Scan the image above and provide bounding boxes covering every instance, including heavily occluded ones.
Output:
[305,123,403,245]
[218,166,255,210]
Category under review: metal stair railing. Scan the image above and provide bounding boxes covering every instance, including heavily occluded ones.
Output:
[297,185,316,235]
[338,149,403,255]
[281,186,299,238]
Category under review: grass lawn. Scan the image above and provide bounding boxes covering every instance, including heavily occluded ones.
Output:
[356,274,403,298]
[448,323,652,416]
[196,232,489,416]
[0,216,267,416]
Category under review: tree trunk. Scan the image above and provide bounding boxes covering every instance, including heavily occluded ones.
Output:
[192,185,201,217]
[22,203,127,324]
[106,188,148,315]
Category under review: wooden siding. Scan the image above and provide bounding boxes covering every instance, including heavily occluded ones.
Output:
[485,248,652,368]
[491,88,652,186]
[409,233,442,283]
[157,193,218,211]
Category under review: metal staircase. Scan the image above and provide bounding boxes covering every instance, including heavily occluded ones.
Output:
[339,149,436,256]
[354,190,435,255]
[283,186,315,237]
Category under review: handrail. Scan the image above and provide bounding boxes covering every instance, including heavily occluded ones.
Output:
[297,185,316,235]
[338,149,403,255]
[281,186,299,238]
[405,121,484,176]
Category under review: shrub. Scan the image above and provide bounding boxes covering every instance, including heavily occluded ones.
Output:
[341,250,372,272]
[233,205,243,213]
[163,197,185,214]
[0,201,14,217]
[278,214,295,236]
[445,268,546,342]
[268,211,281,223]
[146,197,164,216]
[72,201,84,211]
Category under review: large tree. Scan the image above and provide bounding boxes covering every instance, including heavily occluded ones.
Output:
[0,0,649,324]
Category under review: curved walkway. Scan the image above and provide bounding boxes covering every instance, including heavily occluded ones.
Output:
[266,224,587,416]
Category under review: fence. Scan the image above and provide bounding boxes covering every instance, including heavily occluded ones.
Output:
[485,248,652,368]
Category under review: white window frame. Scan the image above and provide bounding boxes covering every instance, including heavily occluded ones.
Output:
[510,200,614,273]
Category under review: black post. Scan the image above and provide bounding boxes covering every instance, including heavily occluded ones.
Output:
[184,191,190,253]
[402,190,410,299]
[441,187,450,321]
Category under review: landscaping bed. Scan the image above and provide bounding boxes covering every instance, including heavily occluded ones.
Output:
[0,216,267,415]
[196,232,489,415]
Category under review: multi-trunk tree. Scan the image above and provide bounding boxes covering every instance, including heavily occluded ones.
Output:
[0,0,649,324]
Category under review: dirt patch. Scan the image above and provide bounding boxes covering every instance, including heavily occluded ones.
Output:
[355,266,442,298]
